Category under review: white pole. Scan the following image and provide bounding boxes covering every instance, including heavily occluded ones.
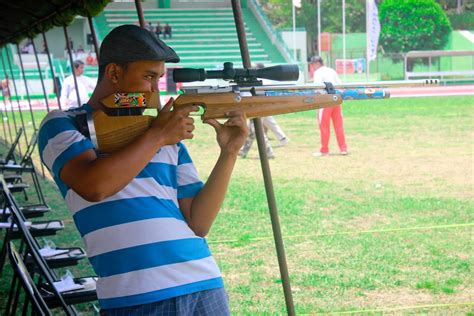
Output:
[292,4,297,61]
[342,0,346,81]
[317,0,321,57]
[366,0,370,81]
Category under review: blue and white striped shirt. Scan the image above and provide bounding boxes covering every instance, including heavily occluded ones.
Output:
[38,104,223,309]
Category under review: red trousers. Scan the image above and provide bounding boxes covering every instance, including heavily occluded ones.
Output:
[318,105,347,153]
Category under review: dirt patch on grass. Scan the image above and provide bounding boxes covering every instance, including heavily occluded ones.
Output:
[353,287,474,308]
[346,213,393,230]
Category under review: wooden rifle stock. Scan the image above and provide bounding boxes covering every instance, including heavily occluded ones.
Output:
[85,92,158,153]
[173,92,342,120]
[86,91,341,153]
[88,111,154,153]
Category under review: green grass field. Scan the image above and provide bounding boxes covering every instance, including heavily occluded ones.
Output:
[0,95,473,314]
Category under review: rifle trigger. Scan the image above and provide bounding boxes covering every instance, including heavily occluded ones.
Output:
[189,105,206,117]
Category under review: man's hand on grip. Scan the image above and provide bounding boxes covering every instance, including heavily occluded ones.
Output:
[204,111,248,155]
[150,97,198,145]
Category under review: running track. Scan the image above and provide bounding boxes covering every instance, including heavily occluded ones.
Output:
[1,85,473,111]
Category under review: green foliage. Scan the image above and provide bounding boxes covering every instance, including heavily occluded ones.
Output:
[447,11,474,29]
[379,0,452,53]
[259,0,461,36]
[438,0,474,12]
[80,0,111,17]
[258,0,367,38]
[258,0,292,28]
[9,0,109,46]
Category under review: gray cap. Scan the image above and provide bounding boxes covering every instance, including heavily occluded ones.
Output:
[99,25,180,66]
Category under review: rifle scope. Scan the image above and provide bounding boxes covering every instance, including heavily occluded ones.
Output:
[173,62,299,84]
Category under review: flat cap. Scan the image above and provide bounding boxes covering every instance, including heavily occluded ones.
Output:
[99,24,180,66]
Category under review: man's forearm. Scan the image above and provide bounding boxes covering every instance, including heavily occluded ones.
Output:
[61,103,198,202]
[61,129,165,201]
[188,151,238,236]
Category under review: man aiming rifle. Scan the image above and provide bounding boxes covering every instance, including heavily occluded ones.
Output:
[38,25,247,315]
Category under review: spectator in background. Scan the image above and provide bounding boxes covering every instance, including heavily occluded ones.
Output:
[21,40,34,54]
[1,75,10,103]
[311,55,348,156]
[60,60,96,109]
[85,52,97,66]
[164,23,172,39]
[64,37,75,59]
[147,22,154,32]
[41,41,47,54]
[263,116,289,146]
[155,22,162,38]
[238,120,274,159]
[239,62,292,159]
[254,63,290,147]
[67,37,74,51]
[76,45,85,53]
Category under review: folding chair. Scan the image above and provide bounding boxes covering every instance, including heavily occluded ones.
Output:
[1,131,38,194]
[1,177,85,271]
[0,185,64,239]
[0,127,23,166]
[6,241,53,316]
[1,131,51,218]
[2,178,97,313]
[2,191,86,269]
[1,130,37,176]
[0,179,65,274]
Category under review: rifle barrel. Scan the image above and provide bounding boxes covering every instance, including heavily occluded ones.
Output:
[246,79,439,92]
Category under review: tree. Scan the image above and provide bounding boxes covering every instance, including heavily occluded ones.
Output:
[437,0,474,13]
[258,0,454,58]
[258,0,457,35]
[258,0,367,54]
[379,0,452,53]
[258,0,367,35]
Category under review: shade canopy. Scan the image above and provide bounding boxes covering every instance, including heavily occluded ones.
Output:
[0,0,109,47]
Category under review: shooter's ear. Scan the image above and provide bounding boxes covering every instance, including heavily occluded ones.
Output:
[104,63,124,84]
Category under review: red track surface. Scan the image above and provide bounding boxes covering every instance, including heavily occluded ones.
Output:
[388,85,474,98]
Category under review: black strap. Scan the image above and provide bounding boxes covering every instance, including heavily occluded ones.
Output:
[323,82,335,94]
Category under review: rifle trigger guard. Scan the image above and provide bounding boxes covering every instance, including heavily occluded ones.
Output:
[190,105,206,117]
[324,82,335,94]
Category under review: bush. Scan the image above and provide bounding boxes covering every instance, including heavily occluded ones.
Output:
[380,0,452,53]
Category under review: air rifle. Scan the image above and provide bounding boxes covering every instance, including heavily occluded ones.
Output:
[80,62,438,153]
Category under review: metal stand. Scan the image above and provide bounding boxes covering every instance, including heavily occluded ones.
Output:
[231,1,295,315]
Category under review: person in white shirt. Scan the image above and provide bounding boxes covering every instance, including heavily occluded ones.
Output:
[21,40,34,54]
[312,56,348,156]
[60,60,96,109]
[256,63,289,146]
[238,63,290,159]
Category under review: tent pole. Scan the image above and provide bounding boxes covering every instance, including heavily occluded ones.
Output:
[41,32,62,110]
[231,1,295,315]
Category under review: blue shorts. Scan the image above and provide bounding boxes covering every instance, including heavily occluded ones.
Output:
[100,288,230,316]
